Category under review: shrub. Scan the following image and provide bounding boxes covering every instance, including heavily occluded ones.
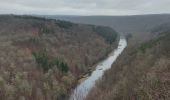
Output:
[32,50,50,72]
[33,51,69,73]
[58,62,69,73]
[51,58,69,73]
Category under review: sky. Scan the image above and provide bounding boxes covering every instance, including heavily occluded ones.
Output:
[0,0,170,15]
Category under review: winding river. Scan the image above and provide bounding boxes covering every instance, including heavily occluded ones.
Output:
[70,37,127,100]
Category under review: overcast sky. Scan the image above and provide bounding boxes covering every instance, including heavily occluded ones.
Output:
[0,0,170,15]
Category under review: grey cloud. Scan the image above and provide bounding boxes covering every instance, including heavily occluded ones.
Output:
[0,0,170,15]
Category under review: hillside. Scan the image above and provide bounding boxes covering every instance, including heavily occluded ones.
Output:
[44,14,170,33]
[0,15,118,100]
[86,24,170,100]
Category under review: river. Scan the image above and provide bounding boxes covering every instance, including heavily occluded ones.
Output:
[70,37,127,100]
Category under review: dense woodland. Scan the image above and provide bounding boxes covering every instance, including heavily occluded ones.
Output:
[86,24,170,100]
[0,14,169,100]
[0,15,118,100]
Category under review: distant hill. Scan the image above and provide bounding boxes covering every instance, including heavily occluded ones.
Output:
[0,15,117,100]
[152,22,170,33]
[43,14,170,33]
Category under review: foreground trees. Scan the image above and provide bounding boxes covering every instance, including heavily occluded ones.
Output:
[0,15,118,100]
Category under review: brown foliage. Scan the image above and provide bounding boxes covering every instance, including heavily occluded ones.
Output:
[86,32,170,100]
[0,15,117,100]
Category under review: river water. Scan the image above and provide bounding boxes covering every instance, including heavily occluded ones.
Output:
[70,38,127,100]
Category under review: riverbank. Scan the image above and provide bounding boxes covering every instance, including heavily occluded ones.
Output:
[78,36,120,84]
[64,36,120,100]
[70,38,127,100]
[86,31,170,100]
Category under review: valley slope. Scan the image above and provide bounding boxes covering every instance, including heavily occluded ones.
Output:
[86,23,170,100]
[0,15,117,100]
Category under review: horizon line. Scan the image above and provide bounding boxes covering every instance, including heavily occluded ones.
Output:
[0,13,170,17]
